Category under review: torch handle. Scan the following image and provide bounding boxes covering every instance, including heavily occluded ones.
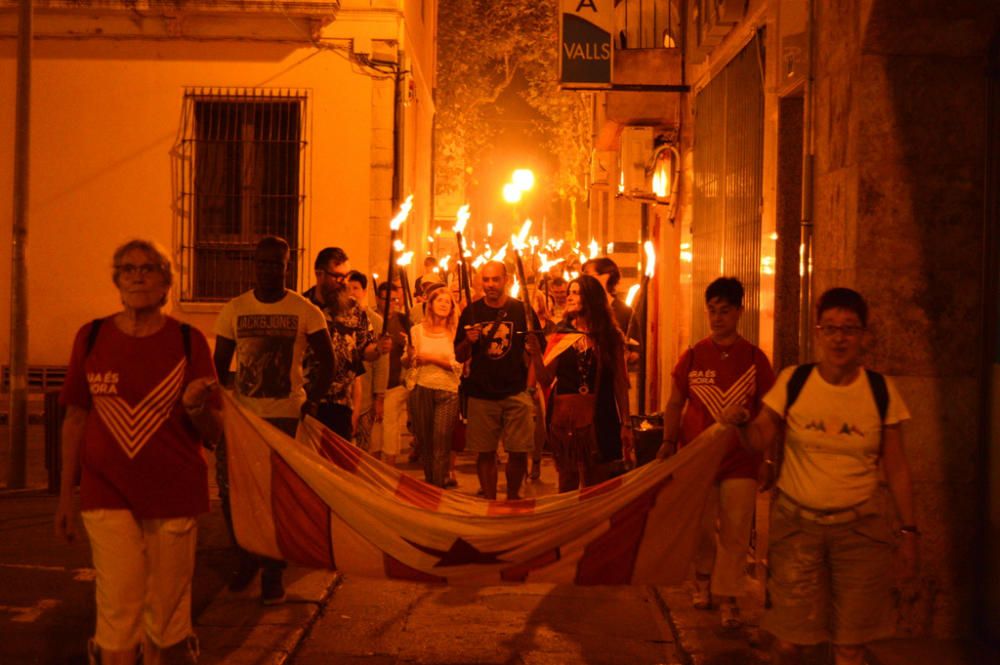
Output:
[514,251,534,332]
[381,233,396,335]
[456,231,473,308]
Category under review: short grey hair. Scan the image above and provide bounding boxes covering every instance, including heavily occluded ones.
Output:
[112,239,174,293]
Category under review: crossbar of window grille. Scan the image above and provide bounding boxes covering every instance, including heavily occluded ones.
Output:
[176,88,309,302]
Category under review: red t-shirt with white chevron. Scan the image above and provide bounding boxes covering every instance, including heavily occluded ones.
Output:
[61,317,218,518]
[673,337,775,480]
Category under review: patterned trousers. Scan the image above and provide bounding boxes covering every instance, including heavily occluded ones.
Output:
[407,385,459,487]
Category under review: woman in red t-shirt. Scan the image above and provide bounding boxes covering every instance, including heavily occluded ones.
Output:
[656,277,775,629]
[54,240,221,665]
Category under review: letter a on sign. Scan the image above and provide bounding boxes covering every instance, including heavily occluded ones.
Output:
[559,0,613,87]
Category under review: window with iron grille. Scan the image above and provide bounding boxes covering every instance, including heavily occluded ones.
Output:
[177,88,309,302]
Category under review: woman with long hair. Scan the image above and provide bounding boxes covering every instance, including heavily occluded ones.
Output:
[527,274,633,491]
[406,284,462,487]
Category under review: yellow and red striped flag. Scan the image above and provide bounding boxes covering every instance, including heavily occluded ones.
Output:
[223,393,728,585]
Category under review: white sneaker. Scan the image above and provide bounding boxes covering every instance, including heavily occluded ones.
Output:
[692,576,712,609]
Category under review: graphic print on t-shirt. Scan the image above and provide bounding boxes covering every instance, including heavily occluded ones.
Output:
[486,321,514,359]
[688,365,757,421]
[91,358,185,459]
[235,314,298,398]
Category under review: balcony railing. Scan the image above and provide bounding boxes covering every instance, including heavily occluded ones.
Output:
[616,0,681,50]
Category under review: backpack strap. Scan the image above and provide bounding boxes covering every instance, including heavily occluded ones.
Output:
[85,318,105,357]
[784,363,816,418]
[87,318,192,360]
[864,369,889,423]
[180,323,192,361]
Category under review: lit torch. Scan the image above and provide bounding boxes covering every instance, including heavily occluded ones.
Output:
[627,240,657,345]
[511,219,535,332]
[452,205,474,307]
[396,250,415,343]
[382,195,413,334]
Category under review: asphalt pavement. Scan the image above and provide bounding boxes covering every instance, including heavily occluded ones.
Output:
[2,420,998,664]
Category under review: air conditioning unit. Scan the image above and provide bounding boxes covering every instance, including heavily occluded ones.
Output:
[619,127,653,197]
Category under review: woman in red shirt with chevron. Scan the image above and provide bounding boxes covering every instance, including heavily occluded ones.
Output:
[656,277,775,629]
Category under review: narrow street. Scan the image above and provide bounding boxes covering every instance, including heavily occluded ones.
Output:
[294,577,681,665]
[289,453,684,665]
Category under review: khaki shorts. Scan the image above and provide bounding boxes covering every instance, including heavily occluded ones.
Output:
[466,392,535,454]
[761,497,895,646]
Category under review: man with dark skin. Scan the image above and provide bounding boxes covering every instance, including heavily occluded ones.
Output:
[455,261,542,500]
[213,236,334,605]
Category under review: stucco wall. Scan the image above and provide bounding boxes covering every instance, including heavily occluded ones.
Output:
[0,39,378,365]
[809,0,998,637]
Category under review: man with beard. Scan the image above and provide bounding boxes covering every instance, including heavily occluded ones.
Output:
[214,236,334,605]
[303,247,391,439]
[455,261,543,500]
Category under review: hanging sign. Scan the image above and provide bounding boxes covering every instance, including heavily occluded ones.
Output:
[559,0,614,87]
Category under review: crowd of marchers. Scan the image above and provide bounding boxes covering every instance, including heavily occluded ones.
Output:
[53,236,918,665]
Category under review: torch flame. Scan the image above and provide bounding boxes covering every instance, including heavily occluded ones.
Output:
[487,223,494,238]
[625,283,641,307]
[643,240,656,278]
[510,277,520,299]
[493,243,508,264]
[435,226,442,236]
[453,205,470,234]
[390,195,414,231]
[588,238,600,259]
[439,256,451,272]
[393,239,405,252]
[396,251,414,267]
[512,220,533,250]
[538,256,565,273]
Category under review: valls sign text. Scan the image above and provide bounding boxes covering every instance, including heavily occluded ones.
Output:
[559,0,613,87]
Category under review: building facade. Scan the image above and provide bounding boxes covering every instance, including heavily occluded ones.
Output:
[583,0,1000,641]
[0,0,437,367]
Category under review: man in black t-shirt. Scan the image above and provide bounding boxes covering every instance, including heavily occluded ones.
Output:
[455,261,543,500]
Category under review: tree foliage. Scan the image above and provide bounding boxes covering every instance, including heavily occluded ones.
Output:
[435,0,592,202]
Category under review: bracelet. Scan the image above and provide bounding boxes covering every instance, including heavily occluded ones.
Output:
[898,525,920,536]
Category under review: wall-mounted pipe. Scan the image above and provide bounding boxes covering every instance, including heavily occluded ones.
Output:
[798,0,816,362]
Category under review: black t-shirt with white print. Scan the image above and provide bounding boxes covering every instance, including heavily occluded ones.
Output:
[454,297,543,400]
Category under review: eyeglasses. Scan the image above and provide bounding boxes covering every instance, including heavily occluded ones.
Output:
[319,269,350,281]
[116,263,159,277]
[816,324,865,338]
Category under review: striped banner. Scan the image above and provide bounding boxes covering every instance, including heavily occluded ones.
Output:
[223,393,728,585]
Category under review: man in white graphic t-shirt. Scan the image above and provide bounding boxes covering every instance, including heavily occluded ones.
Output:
[720,288,918,665]
[214,236,334,606]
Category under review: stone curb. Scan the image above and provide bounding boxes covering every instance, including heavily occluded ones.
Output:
[196,569,341,665]
[651,585,770,665]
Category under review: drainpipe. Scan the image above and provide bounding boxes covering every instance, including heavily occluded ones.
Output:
[798,0,816,362]
[7,0,32,489]
[392,52,406,209]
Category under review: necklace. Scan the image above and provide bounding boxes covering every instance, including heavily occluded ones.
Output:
[575,337,594,395]
[711,338,736,360]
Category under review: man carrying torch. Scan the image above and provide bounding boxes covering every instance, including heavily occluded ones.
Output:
[454,261,543,500]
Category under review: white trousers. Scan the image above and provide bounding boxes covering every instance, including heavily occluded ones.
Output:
[695,477,757,598]
[82,510,197,651]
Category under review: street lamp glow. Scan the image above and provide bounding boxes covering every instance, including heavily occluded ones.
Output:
[511,169,535,192]
[502,183,522,204]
